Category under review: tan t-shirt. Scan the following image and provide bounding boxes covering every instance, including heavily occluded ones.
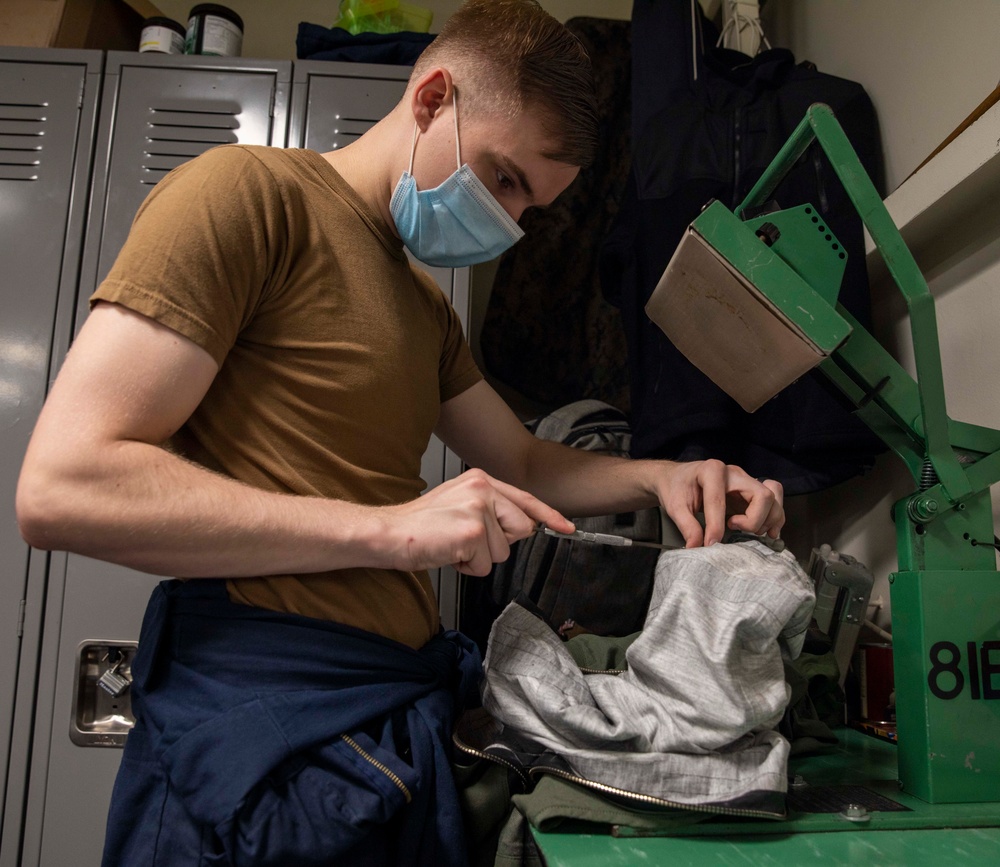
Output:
[93,144,483,648]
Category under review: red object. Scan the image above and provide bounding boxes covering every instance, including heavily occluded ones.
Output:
[860,643,894,721]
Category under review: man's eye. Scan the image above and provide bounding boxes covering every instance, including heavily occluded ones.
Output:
[496,171,514,191]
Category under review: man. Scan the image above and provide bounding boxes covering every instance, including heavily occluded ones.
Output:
[17,1,783,863]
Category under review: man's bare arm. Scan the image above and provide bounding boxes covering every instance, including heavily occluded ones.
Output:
[435,380,784,548]
[17,303,571,577]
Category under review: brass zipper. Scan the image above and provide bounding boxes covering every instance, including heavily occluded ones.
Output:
[451,735,531,790]
[340,734,412,804]
[529,766,784,820]
[453,732,782,820]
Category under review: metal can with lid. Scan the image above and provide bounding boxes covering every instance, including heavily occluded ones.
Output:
[139,17,187,54]
[185,4,244,57]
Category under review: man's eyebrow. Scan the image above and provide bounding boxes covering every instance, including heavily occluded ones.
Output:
[497,153,534,202]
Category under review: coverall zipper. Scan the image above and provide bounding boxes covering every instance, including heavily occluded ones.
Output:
[340,734,412,803]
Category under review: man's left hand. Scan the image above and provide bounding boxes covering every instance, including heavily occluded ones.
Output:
[653,460,784,549]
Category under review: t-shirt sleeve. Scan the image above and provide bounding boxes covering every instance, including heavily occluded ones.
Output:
[92,145,286,366]
[438,290,483,403]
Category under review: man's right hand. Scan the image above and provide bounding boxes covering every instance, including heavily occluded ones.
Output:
[379,469,574,576]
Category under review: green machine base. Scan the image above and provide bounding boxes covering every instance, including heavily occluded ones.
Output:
[891,570,1000,803]
[532,730,1000,866]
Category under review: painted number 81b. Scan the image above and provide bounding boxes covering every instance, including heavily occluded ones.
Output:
[928,641,1000,700]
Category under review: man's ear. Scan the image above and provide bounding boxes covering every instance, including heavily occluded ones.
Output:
[410,67,454,133]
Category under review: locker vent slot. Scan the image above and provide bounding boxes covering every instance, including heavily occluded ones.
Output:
[142,104,241,184]
[327,114,381,149]
[0,101,46,182]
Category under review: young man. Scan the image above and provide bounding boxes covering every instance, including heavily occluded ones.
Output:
[17,1,784,863]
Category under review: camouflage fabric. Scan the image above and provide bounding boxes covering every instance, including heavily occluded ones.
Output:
[480,18,631,412]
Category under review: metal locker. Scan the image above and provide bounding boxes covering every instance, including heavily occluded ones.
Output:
[289,59,408,151]
[289,61,472,627]
[15,52,291,867]
[76,51,293,329]
[0,47,102,867]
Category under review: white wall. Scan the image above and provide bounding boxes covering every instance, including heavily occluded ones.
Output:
[765,0,1000,194]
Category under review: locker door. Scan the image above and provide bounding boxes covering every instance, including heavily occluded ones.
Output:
[291,61,405,151]
[0,48,101,867]
[76,52,292,328]
[290,62,472,626]
[17,53,291,867]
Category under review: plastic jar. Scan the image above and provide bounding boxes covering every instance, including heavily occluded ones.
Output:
[139,17,186,54]
[185,4,244,57]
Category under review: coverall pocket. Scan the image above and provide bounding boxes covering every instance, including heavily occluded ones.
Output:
[226,731,420,866]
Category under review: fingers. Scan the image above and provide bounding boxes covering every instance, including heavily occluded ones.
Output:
[661,459,724,548]
[662,461,785,549]
[442,475,520,576]
[402,469,572,577]
[454,515,510,576]
[462,475,576,574]
[698,460,728,547]
[759,479,785,538]
[727,476,785,538]
[487,476,575,538]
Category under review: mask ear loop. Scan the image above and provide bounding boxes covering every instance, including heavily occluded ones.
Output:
[407,122,419,175]
[452,88,462,169]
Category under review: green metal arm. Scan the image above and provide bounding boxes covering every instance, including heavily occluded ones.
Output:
[737,104,972,502]
[736,106,1000,806]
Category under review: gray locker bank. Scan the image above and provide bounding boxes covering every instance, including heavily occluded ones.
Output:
[0,47,470,866]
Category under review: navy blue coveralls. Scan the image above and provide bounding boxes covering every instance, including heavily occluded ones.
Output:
[102,579,482,866]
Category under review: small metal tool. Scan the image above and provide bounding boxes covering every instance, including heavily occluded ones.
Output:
[535,526,681,552]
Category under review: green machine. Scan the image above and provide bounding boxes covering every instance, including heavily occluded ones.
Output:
[645,102,1000,806]
[532,102,1000,866]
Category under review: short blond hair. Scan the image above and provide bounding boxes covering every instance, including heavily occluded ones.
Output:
[412,0,598,167]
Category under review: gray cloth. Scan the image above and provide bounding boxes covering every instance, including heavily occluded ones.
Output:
[481,540,816,808]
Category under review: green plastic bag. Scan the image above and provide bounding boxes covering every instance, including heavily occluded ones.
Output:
[334,0,433,34]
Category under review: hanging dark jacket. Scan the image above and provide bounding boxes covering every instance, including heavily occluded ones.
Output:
[602,0,886,495]
[479,17,633,411]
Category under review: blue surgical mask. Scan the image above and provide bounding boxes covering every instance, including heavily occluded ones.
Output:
[389,93,525,268]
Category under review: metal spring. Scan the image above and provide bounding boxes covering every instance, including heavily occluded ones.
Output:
[919,458,939,491]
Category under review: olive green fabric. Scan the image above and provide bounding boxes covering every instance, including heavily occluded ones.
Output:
[564,631,638,672]
[513,774,710,834]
